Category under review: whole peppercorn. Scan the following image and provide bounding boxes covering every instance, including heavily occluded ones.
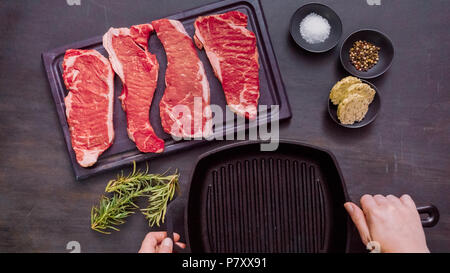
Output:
[349,40,380,72]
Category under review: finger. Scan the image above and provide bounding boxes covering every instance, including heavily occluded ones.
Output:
[158,237,173,253]
[344,202,371,245]
[173,232,181,242]
[152,231,179,242]
[360,194,377,214]
[176,242,187,249]
[386,195,402,206]
[149,231,168,243]
[139,232,158,253]
[373,194,387,206]
[400,194,417,209]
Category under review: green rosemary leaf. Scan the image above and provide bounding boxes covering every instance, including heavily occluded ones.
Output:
[141,173,179,227]
[90,194,137,234]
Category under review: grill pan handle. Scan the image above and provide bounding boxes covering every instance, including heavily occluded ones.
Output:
[417,205,439,228]
[166,198,190,253]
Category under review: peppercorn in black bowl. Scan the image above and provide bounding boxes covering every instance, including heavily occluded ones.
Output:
[340,29,394,79]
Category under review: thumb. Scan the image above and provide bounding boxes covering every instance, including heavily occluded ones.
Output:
[344,202,371,245]
[158,237,173,253]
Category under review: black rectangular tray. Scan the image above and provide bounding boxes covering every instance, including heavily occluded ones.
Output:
[41,0,291,180]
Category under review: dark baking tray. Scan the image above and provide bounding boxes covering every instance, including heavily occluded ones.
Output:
[41,0,291,180]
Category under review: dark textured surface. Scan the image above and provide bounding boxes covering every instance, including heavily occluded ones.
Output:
[0,0,449,253]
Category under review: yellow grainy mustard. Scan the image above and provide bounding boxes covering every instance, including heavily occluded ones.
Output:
[330,76,377,125]
[343,83,376,104]
[337,94,370,125]
[329,76,361,105]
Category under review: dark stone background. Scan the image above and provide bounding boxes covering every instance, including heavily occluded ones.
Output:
[0,0,448,252]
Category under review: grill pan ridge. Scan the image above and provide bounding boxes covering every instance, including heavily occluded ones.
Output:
[205,158,328,253]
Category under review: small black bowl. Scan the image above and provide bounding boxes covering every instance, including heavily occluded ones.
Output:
[290,3,342,53]
[340,29,394,79]
[328,79,381,128]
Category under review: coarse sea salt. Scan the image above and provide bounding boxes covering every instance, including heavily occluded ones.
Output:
[299,13,331,44]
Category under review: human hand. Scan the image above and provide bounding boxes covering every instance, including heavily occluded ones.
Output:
[344,194,429,253]
[138,231,186,253]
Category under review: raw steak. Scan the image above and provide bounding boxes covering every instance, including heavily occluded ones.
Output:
[103,24,164,153]
[152,19,212,138]
[62,49,114,167]
[194,11,260,119]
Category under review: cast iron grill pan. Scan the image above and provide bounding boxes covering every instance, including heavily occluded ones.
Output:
[41,0,291,180]
[185,141,349,253]
[167,140,440,253]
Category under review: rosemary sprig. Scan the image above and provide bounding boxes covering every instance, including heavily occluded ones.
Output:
[90,162,179,234]
[141,174,179,227]
[105,162,151,194]
[90,194,138,234]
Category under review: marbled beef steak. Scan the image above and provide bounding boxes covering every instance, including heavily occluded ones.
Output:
[62,49,115,167]
[194,11,260,120]
[103,24,165,153]
[152,19,212,139]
